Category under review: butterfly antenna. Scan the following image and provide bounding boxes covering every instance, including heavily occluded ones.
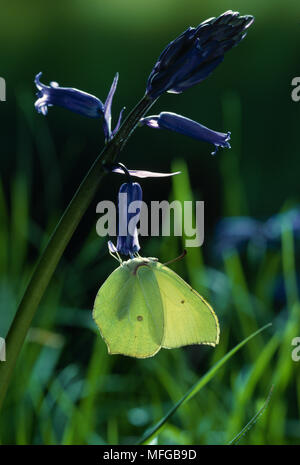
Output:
[109,248,123,264]
[163,249,187,266]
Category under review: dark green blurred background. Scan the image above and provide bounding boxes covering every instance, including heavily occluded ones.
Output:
[1,0,300,445]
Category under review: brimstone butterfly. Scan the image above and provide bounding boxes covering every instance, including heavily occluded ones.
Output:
[93,256,220,358]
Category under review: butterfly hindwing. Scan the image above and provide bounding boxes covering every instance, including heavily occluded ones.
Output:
[152,262,220,349]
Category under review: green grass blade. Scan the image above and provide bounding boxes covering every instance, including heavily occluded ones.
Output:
[62,337,111,444]
[228,385,274,445]
[223,251,262,360]
[171,159,204,291]
[281,220,299,309]
[0,177,9,276]
[10,174,29,277]
[226,333,279,440]
[137,323,272,445]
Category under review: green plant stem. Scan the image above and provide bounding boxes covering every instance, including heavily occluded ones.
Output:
[0,93,155,410]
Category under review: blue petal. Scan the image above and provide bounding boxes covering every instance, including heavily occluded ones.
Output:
[103,73,120,140]
[34,72,104,118]
[108,240,118,254]
[116,182,142,256]
[112,167,181,178]
[168,55,224,93]
[140,112,231,155]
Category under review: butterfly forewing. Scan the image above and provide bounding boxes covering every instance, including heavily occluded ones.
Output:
[93,264,164,358]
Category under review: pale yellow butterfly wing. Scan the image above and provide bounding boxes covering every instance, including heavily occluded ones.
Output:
[93,264,164,358]
[152,262,220,348]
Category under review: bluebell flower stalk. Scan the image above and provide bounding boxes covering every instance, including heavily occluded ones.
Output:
[0,91,156,410]
[146,10,254,98]
[140,112,231,155]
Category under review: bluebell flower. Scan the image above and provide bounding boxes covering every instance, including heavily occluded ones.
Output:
[110,182,143,257]
[140,112,231,155]
[214,207,300,256]
[107,165,180,258]
[214,217,264,255]
[35,72,124,141]
[146,10,254,99]
[263,208,300,242]
[34,72,104,118]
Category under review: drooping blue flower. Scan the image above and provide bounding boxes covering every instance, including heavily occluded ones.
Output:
[34,72,124,141]
[34,72,104,118]
[140,112,231,155]
[146,10,254,99]
[107,166,180,259]
[110,182,143,257]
